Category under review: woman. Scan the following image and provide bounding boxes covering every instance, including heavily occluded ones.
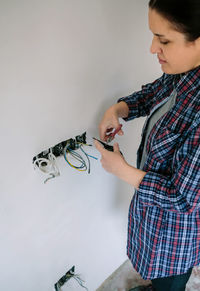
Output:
[94,0,200,290]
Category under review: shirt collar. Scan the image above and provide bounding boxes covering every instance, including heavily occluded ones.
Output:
[174,65,200,95]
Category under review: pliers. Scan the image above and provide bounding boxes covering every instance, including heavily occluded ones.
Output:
[93,137,114,152]
[106,124,122,143]
[93,136,123,155]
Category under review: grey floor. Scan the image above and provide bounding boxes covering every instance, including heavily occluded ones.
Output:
[96,260,200,291]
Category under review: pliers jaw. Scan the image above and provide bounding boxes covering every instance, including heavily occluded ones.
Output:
[93,137,114,152]
[106,124,122,143]
[93,137,123,156]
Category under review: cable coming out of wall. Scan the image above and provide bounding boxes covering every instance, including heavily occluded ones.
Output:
[54,266,88,291]
[33,132,98,183]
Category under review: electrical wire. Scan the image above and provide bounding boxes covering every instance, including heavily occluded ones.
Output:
[64,143,98,174]
[54,266,89,291]
[34,138,98,182]
[64,145,87,172]
[80,145,91,174]
[33,150,60,183]
[73,274,89,290]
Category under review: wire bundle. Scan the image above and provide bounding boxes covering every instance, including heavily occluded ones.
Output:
[33,140,97,183]
[54,265,88,291]
[33,150,60,183]
[64,143,97,174]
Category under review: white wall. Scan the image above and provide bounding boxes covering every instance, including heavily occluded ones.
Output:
[0,1,161,290]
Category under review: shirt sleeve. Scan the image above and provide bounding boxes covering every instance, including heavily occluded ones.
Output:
[118,73,168,120]
[138,125,200,214]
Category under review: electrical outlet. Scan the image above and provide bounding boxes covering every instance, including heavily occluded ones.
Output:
[33,132,87,165]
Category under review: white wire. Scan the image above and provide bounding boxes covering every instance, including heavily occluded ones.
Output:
[33,150,60,183]
[73,274,89,290]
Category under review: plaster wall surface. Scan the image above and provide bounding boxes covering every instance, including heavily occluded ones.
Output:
[0,1,161,290]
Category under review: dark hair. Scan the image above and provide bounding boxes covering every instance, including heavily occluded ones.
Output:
[149,0,200,41]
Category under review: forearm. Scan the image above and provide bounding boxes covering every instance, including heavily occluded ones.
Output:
[99,101,129,141]
[116,162,146,190]
[94,140,146,189]
[117,74,167,121]
[114,101,129,119]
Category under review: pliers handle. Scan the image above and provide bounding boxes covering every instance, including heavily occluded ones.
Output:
[107,124,122,143]
[93,137,123,156]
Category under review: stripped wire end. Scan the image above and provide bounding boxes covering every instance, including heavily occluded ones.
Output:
[33,132,98,182]
[54,266,88,291]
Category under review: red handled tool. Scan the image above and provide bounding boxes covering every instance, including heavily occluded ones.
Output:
[106,124,122,143]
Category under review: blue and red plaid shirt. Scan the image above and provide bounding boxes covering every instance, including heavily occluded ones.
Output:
[118,66,200,280]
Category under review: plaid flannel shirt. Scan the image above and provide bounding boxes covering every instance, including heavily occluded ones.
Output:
[118,66,200,280]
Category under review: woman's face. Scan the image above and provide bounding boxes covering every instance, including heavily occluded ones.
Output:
[148,8,200,74]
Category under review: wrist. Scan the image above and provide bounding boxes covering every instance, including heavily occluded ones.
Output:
[118,162,146,189]
[114,102,129,119]
[110,101,129,118]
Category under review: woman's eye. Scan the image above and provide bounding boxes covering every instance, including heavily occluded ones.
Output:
[160,41,169,45]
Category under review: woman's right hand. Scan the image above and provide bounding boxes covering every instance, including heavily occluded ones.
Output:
[99,101,129,142]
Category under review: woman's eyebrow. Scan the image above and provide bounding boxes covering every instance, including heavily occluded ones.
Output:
[154,33,165,37]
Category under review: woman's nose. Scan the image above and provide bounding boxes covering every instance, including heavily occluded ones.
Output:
[150,37,162,54]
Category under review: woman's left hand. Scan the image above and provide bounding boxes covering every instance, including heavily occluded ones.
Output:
[94,140,127,177]
[94,139,146,189]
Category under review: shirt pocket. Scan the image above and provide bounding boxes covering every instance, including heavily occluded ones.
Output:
[148,125,182,164]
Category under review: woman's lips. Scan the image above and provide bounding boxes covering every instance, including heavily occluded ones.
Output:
[158,57,167,64]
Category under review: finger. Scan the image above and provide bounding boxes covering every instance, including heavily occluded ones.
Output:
[99,123,120,141]
[100,127,114,141]
[114,124,123,136]
[106,128,114,133]
[99,127,108,141]
[94,140,106,154]
[117,129,124,136]
[104,127,114,142]
[113,142,120,153]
